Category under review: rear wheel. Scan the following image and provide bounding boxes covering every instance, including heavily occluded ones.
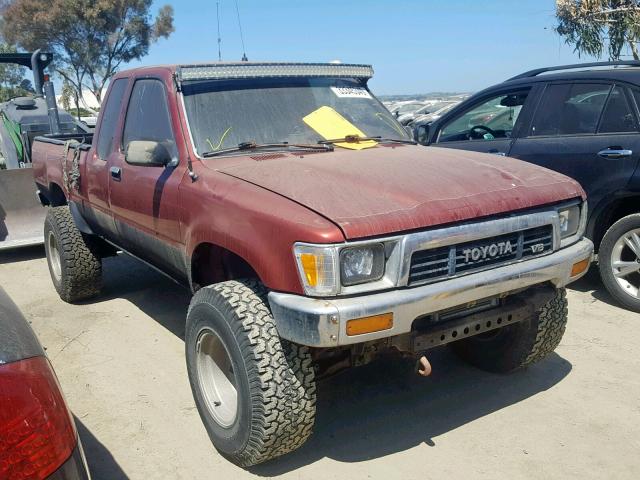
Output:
[44,206,102,303]
[452,288,568,373]
[598,214,640,312]
[185,279,316,467]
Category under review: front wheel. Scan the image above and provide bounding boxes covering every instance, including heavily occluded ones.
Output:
[452,288,568,373]
[185,279,316,467]
[598,214,640,312]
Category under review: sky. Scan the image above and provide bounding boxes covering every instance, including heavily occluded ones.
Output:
[124,0,613,95]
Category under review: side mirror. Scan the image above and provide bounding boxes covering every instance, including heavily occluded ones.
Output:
[414,123,431,145]
[125,140,173,167]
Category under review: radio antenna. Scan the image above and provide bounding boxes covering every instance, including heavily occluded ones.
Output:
[216,2,222,61]
[235,0,248,61]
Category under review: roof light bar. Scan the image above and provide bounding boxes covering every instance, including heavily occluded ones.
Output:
[177,63,374,82]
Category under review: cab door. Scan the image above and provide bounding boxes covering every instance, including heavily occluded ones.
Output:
[430,86,539,156]
[82,77,129,237]
[508,81,640,213]
[107,76,187,280]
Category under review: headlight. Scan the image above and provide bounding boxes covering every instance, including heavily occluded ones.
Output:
[558,205,581,238]
[294,242,390,296]
[340,244,385,286]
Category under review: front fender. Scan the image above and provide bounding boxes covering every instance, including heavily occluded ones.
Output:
[181,171,344,294]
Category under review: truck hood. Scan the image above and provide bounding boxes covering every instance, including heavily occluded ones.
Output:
[215,146,584,239]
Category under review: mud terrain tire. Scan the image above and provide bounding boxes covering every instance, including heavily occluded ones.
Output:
[44,206,102,303]
[185,279,316,467]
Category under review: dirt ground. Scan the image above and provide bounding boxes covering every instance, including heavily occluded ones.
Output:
[1,246,639,480]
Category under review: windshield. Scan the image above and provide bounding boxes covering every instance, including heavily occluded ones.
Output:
[182,77,409,155]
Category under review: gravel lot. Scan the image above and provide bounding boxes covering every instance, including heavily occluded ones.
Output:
[1,246,639,480]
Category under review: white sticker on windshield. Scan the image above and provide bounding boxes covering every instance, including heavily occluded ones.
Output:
[330,86,372,99]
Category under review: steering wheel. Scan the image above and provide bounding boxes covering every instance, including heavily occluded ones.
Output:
[468,125,498,140]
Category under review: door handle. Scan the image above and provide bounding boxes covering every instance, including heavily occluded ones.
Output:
[488,149,506,156]
[597,148,633,159]
[110,166,122,181]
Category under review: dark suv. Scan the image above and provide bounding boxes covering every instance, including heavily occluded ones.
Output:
[415,61,640,312]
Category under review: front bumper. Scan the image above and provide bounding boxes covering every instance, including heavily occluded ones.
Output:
[268,238,593,347]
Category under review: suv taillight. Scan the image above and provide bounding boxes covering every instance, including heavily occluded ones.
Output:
[0,356,77,480]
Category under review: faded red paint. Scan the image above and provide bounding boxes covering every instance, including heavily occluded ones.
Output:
[32,64,586,295]
[215,145,585,239]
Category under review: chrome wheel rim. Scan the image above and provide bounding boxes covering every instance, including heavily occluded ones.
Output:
[610,228,640,299]
[47,231,62,282]
[195,327,238,428]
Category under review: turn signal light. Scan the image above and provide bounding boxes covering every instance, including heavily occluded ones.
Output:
[571,258,590,277]
[346,313,393,336]
[300,253,319,286]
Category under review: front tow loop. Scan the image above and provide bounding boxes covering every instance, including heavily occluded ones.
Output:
[416,355,432,377]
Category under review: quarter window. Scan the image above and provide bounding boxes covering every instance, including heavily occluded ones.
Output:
[531,83,611,136]
[96,78,127,160]
[122,79,177,159]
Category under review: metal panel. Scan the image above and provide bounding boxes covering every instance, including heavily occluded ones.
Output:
[217,145,586,240]
[0,168,45,250]
[411,287,555,352]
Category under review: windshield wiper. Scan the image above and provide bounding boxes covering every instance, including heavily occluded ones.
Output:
[202,141,334,158]
[317,135,417,146]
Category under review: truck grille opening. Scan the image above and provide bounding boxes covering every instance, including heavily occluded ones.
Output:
[409,225,553,286]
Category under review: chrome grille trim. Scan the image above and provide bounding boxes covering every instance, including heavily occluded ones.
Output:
[397,210,561,286]
[408,224,554,286]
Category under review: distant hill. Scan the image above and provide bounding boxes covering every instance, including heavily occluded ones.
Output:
[378,92,472,102]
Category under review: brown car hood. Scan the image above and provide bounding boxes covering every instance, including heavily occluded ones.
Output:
[214,145,584,239]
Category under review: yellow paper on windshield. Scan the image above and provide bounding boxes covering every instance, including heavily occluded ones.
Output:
[303,106,378,150]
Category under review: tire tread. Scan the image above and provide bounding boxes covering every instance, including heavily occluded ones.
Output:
[45,206,102,302]
[187,279,316,467]
[519,288,568,368]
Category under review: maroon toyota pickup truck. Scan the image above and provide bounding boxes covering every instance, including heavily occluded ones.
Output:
[32,62,593,466]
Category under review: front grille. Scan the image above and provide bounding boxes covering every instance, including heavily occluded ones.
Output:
[409,225,553,286]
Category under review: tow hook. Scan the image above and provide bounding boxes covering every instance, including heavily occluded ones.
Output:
[416,355,432,377]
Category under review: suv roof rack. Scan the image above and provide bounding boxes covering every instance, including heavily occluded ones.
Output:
[507,60,640,81]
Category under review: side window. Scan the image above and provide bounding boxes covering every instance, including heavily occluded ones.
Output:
[96,78,127,160]
[632,89,640,116]
[530,83,611,136]
[122,79,177,159]
[438,90,529,143]
[598,86,637,133]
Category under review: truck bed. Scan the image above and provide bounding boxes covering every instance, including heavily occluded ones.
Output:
[31,134,93,203]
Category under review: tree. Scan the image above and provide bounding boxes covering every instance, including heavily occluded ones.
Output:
[59,79,81,119]
[556,0,640,60]
[0,43,33,101]
[1,0,174,105]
